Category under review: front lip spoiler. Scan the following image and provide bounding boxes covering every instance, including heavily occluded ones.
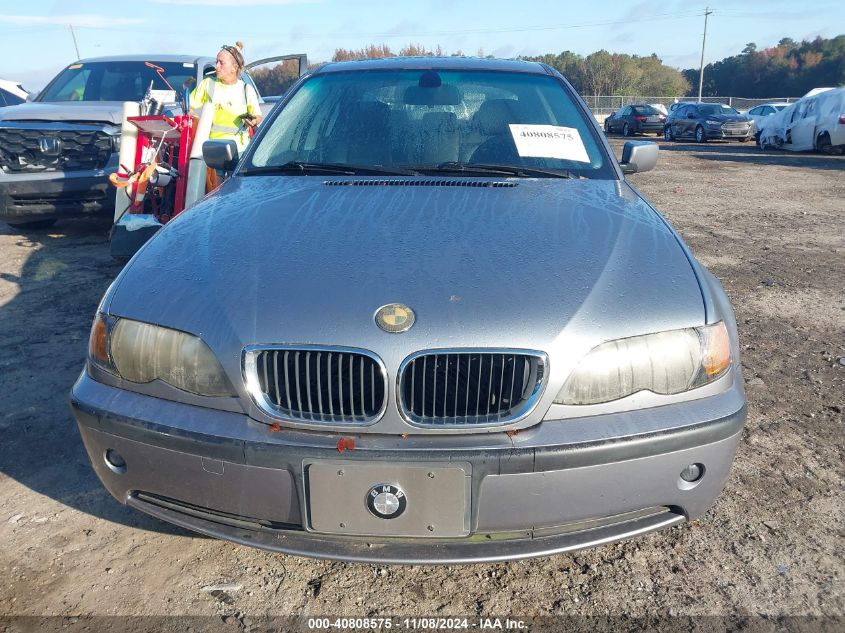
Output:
[127,493,686,565]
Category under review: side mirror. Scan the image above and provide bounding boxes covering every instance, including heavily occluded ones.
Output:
[202,140,239,172]
[619,141,658,175]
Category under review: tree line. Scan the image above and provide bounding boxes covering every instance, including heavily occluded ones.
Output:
[683,36,845,98]
[249,36,843,99]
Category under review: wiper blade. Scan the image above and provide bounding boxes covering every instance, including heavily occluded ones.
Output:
[426,162,575,179]
[240,162,420,176]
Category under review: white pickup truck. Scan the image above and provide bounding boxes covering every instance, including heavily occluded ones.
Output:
[0,54,304,229]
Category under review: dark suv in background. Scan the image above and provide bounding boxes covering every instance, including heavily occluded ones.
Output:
[664,103,754,143]
[604,104,665,136]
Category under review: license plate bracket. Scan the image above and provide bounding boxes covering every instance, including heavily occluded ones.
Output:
[305,460,471,537]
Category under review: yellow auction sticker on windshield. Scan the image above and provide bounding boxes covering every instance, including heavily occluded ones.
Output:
[509,124,590,163]
[68,64,83,69]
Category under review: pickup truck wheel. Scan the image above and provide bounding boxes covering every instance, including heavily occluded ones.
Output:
[6,219,57,230]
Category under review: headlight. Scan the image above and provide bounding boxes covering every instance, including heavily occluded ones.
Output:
[88,313,235,397]
[554,322,731,405]
[705,119,721,126]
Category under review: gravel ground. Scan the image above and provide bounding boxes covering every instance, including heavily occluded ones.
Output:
[0,139,842,631]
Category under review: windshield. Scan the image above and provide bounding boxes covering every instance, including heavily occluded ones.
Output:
[698,104,740,116]
[246,69,613,178]
[632,105,660,115]
[38,61,197,102]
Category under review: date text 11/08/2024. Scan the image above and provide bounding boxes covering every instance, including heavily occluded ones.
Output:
[306,617,528,630]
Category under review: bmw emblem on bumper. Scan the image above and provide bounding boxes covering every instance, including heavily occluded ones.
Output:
[366,484,407,519]
[375,304,415,333]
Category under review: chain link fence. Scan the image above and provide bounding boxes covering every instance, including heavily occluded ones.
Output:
[585,95,799,117]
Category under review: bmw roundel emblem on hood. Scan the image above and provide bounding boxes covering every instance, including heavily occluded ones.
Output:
[366,484,407,519]
[375,303,415,333]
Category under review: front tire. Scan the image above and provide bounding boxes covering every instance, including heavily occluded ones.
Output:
[664,126,674,142]
[816,132,833,154]
[695,125,706,143]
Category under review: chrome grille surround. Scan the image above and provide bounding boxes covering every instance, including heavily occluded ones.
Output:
[243,345,388,426]
[721,122,751,133]
[397,349,548,428]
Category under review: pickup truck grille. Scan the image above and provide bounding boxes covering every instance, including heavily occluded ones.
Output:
[0,128,113,172]
[398,350,547,427]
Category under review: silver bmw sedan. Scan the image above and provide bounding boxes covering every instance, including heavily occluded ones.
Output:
[70,56,746,564]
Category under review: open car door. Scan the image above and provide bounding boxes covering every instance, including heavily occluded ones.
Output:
[244,54,308,117]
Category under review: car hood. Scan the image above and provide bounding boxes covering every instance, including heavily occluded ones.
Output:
[0,101,124,124]
[109,177,704,382]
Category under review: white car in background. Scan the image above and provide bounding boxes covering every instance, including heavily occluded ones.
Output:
[758,88,845,154]
[746,102,790,137]
[0,79,29,107]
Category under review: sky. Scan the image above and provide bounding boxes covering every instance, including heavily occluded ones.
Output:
[1,0,843,91]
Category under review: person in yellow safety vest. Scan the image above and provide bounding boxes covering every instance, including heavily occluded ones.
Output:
[190,42,262,153]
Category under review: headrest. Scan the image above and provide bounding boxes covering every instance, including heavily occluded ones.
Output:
[473,99,518,135]
[403,84,462,106]
[344,101,390,126]
[422,111,458,130]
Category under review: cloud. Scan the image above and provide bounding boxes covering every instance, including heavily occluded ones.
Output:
[0,14,145,28]
[621,0,668,22]
[663,53,702,70]
[490,45,516,59]
[610,31,635,45]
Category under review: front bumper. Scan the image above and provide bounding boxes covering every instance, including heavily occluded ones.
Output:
[706,126,753,141]
[636,123,664,134]
[70,371,746,564]
[0,164,116,224]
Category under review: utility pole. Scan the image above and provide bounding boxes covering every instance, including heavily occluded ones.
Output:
[69,24,81,60]
[697,7,713,101]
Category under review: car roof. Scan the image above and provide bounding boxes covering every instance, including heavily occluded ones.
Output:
[313,56,552,75]
[74,54,214,65]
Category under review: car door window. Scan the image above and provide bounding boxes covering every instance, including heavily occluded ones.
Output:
[53,69,91,101]
[240,72,262,100]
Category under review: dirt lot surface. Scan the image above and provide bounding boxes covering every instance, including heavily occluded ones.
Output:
[0,139,842,631]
